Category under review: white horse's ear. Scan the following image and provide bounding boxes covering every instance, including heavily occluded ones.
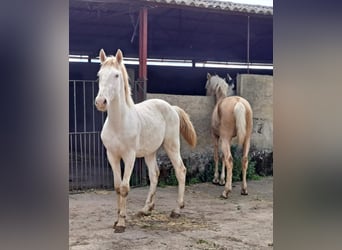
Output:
[227,73,232,81]
[99,49,106,63]
[116,49,123,64]
[207,73,211,79]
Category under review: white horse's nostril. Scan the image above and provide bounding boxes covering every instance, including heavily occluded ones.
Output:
[95,97,107,109]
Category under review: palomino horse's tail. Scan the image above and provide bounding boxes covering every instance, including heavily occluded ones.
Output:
[234,102,247,146]
[173,106,197,148]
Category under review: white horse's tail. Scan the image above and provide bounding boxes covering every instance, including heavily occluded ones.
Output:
[234,102,247,146]
[173,106,197,148]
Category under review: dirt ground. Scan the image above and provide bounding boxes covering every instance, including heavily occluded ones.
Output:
[69,177,273,250]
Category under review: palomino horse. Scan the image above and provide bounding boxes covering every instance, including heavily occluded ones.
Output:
[94,49,197,233]
[205,73,253,198]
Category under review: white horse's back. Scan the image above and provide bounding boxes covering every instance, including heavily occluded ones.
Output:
[134,99,179,157]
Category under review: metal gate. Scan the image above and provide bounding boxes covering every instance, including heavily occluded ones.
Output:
[69,80,147,192]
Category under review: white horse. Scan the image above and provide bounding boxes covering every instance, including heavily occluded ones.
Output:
[94,49,197,233]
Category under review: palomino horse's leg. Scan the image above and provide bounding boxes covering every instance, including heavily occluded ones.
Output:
[212,134,220,184]
[219,157,226,186]
[221,139,233,199]
[241,139,251,195]
[139,153,160,216]
[114,152,136,233]
[164,145,186,218]
[106,151,121,228]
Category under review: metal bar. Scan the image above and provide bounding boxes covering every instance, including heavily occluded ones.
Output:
[139,7,148,80]
[92,133,95,189]
[69,131,99,135]
[83,81,86,132]
[137,7,148,103]
[130,12,140,43]
[87,133,90,188]
[92,81,95,132]
[247,15,250,74]
[75,134,78,190]
[80,132,83,190]
[70,134,74,191]
[92,81,96,189]
[73,81,78,190]
[73,80,77,133]
[96,131,102,187]
[82,81,87,188]
[101,112,105,188]
[143,78,147,100]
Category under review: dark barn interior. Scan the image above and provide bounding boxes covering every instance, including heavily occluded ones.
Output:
[69,0,273,95]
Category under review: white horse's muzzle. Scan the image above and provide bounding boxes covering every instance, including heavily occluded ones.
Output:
[95,95,107,111]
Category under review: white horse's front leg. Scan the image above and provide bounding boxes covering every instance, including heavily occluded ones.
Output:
[106,151,121,228]
[114,152,136,233]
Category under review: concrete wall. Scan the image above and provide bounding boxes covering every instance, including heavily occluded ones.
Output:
[237,74,273,151]
[147,93,215,174]
[147,93,215,156]
[146,74,273,175]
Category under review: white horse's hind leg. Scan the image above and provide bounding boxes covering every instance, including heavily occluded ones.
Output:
[139,153,160,216]
[164,144,186,218]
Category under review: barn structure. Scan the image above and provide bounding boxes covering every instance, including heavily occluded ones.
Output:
[69,0,273,191]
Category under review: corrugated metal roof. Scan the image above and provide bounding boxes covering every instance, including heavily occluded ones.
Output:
[144,0,273,15]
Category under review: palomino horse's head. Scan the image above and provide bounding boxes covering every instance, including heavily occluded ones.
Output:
[205,73,235,101]
[95,49,133,112]
[226,73,235,95]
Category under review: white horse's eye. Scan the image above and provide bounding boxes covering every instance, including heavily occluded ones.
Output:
[115,74,119,78]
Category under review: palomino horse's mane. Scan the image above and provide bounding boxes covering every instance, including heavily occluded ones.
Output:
[103,56,134,107]
[205,74,230,101]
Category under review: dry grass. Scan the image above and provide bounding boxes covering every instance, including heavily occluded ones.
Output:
[129,210,210,232]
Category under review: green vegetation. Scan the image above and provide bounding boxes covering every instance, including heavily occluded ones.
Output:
[157,145,260,187]
[230,145,260,182]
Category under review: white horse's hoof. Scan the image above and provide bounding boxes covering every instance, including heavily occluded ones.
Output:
[114,225,125,233]
[136,210,151,217]
[170,210,181,218]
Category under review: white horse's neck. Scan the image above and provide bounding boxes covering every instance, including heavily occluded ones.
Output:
[106,82,133,130]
